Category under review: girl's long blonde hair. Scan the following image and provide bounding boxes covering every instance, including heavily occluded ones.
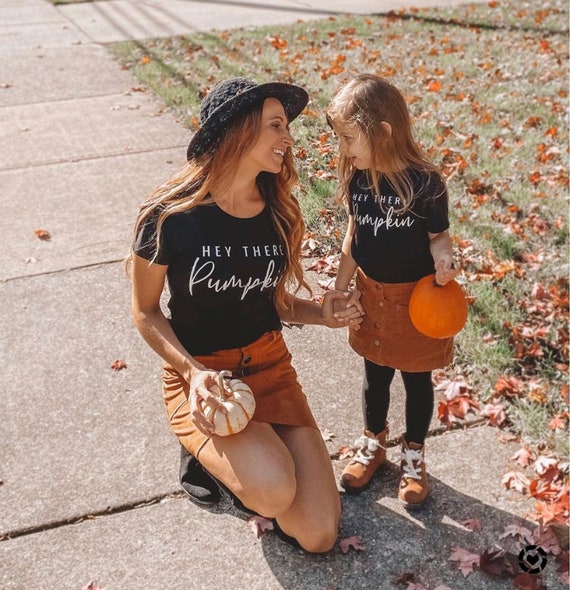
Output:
[326,73,442,212]
[128,103,309,308]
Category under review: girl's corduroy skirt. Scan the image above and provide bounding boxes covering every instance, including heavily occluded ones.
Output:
[348,269,453,372]
[162,330,318,458]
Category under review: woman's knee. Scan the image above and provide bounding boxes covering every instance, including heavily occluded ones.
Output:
[297,521,339,554]
[243,478,296,517]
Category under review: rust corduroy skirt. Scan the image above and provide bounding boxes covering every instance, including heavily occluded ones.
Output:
[348,269,453,372]
[162,330,318,458]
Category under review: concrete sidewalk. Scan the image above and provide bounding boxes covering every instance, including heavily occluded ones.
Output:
[0,1,564,589]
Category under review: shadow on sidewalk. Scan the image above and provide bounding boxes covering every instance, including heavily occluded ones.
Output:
[259,463,559,589]
[193,460,561,589]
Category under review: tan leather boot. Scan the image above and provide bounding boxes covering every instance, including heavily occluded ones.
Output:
[398,436,428,508]
[340,425,388,492]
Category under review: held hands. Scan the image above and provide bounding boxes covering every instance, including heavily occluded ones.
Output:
[434,255,460,286]
[187,368,227,436]
[322,289,364,329]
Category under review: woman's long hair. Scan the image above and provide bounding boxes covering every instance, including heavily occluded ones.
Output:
[326,73,441,212]
[127,103,309,308]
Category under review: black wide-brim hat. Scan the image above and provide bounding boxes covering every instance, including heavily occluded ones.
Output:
[187,77,309,160]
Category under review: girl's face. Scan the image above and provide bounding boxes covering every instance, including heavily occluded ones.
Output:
[246,97,294,174]
[332,121,372,170]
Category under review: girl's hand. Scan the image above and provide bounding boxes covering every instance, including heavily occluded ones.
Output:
[187,369,226,436]
[434,256,460,286]
[322,289,364,329]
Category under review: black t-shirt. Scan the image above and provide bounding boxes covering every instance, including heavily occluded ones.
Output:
[134,203,286,355]
[348,168,450,283]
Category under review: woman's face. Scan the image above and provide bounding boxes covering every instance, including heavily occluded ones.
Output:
[246,97,295,174]
[332,121,372,170]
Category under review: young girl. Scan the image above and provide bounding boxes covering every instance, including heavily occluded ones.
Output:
[129,78,363,553]
[326,73,459,508]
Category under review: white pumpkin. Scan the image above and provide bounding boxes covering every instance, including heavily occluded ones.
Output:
[202,370,256,436]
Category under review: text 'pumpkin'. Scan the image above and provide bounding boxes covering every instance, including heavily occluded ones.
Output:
[202,370,256,436]
[409,274,468,339]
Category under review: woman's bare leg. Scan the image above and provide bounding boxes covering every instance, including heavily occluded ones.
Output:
[196,421,298,518]
[273,425,341,553]
[196,423,341,553]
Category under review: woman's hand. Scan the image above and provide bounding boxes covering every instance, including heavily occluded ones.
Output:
[322,289,364,329]
[187,369,227,436]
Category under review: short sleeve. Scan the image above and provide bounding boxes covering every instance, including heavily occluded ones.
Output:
[133,212,171,265]
[425,173,450,235]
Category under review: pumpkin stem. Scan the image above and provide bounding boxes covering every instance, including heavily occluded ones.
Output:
[216,370,233,399]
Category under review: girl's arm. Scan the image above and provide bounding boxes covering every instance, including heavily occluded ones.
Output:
[277,290,363,328]
[130,253,221,435]
[335,215,358,291]
[428,230,459,286]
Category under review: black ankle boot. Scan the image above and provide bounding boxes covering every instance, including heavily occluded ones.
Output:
[179,445,221,505]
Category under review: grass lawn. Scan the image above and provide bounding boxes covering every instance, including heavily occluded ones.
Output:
[111,0,569,480]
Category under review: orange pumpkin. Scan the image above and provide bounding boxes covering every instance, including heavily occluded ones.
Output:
[202,370,256,436]
[409,274,468,339]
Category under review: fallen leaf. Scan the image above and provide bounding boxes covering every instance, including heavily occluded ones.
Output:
[339,535,365,554]
[434,377,471,400]
[534,456,558,476]
[511,447,534,468]
[481,403,507,426]
[110,359,127,371]
[462,518,481,531]
[500,524,534,545]
[494,375,524,397]
[34,228,51,240]
[449,545,479,577]
[533,523,562,555]
[502,471,530,494]
[479,546,517,578]
[330,445,355,461]
[437,395,479,426]
[247,515,274,538]
[513,572,547,590]
[549,412,569,430]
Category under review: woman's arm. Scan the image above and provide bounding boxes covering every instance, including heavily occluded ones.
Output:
[131,254,204,381]
[428,230,459,286]
[130,253,221,435]
[278,289,363,328]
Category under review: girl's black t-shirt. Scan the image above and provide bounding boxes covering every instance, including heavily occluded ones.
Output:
[348,168,450,283]
[134,203,286,355]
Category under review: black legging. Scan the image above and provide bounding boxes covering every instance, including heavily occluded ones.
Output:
[362,359,434,445]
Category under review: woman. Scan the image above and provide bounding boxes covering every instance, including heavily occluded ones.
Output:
[129,78,362,553]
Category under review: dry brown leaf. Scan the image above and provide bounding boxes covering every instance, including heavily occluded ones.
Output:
[339,535,365,554]
[448,545,479,577]
[502,471,531,494]
[34,228,51,240]
[511,447,534,468]
[479,547,518,578]
[247,515,274,538]
[462,518,481,531]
